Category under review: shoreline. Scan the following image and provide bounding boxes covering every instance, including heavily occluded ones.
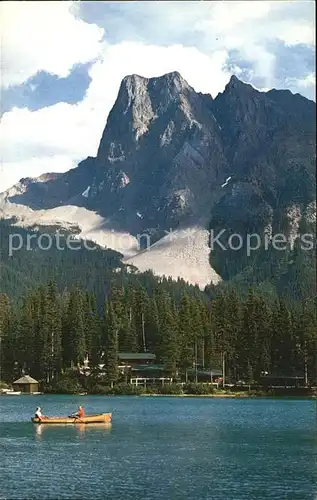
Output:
[30,392,317,399]
[1,393,315,399]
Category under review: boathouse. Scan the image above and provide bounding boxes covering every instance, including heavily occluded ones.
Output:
[13,375,39,393]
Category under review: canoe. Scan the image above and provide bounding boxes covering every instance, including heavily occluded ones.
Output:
[31,413,112,424]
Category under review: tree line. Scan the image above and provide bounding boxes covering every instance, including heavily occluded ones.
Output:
[0,281,316,386]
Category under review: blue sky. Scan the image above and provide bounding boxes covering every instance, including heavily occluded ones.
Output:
[0,1,315,191]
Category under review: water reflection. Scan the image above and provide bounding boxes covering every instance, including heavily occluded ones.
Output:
[35,425,43,440]
[76,423,112,439]
[34,423,112,440]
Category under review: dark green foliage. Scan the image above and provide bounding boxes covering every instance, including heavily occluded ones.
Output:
[0,220,122,302]
[48,377,84,394]
[111,383,144,395]
[89,384,112,395]
[183,383,213,395]
[157,383,183,395]
[155,289,179,375]
[207,210,316,303]
[178,294,194,370]
[1,278,316,387]
[62,288,86,367]
[103,302,119,386]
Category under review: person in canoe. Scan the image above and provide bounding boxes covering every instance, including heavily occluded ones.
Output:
[69,406,85,419]
[34,407,48,421]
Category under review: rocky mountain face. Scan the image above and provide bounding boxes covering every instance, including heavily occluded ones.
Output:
[1,72,315,292]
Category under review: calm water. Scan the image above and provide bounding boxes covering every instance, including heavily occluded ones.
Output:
[0,395,316,500]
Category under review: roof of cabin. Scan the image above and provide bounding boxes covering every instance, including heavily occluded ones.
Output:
[118,352,156,360]
[186,368,223,376]
[132,364,165,372]
[13,375,39,384]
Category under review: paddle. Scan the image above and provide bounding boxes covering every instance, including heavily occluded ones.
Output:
[67,412,84,423]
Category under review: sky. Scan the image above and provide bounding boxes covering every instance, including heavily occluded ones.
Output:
[0,1,315,192]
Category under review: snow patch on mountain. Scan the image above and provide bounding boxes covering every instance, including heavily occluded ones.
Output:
[124,226,221,290]
[0,199,138,257]
[82,186,91,198]
[221,176,232,188]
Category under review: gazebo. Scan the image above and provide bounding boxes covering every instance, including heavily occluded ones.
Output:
[13,375,39,393]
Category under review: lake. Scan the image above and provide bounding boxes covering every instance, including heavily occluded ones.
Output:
[0,395,316,500]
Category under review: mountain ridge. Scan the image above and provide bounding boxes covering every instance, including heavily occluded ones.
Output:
[1,72,315,292]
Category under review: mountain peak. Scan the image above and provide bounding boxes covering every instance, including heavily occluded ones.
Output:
[229,74,240,85]
[122,71,190,91]
[225,74,254,92]
[102,71,193,145]
[122,73,148,86]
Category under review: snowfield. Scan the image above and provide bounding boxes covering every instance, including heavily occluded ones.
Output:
[0,198,138,257]
[0,194,221,289]
[124,226,221,289]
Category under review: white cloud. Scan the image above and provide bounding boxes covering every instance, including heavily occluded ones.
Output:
[284,73,316,96]
[1,42,231,191]
[276,23,315,47]
[0,1,104,88]
[0,156,76,193]
[296,73,315,88]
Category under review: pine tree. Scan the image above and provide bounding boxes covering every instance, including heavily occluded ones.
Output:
[62,288,86,367]
[156,290,178,376]
[144,297,160,354]
[211,293,230,377]
[271,299,295,375]
[239,290,260,382]
[86,293,102,371]
[18,294,36,376]
[296,302,317,385]
[134,286,149,351]
[104,302,119,386]
[45,281,62,381]
[0,294,12,381]
[202,304,214,372]
[178,294,194,373]
[225,290,242,381]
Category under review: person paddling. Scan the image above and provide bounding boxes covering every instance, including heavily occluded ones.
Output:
[34,407,46,421]
[76,406,85,419]
[69,406,85,419]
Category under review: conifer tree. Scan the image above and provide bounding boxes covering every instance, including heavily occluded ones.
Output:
[211,293,230,375]
[271,299,295,375]
[104,302,119,386]
[18,294,36,376]
[133,286,149,351]
[0,294,12,381]
[225,290,242,380]
[178,294,194,373]
[62,288,86,367]
[156,290,178,376]
[144,297,160,354]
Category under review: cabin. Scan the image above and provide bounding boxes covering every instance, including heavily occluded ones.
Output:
[80,352,156,378]
[129,364,223,387]
[118,353,164,385]
[12,375,39,393]
[129,364,173,387]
